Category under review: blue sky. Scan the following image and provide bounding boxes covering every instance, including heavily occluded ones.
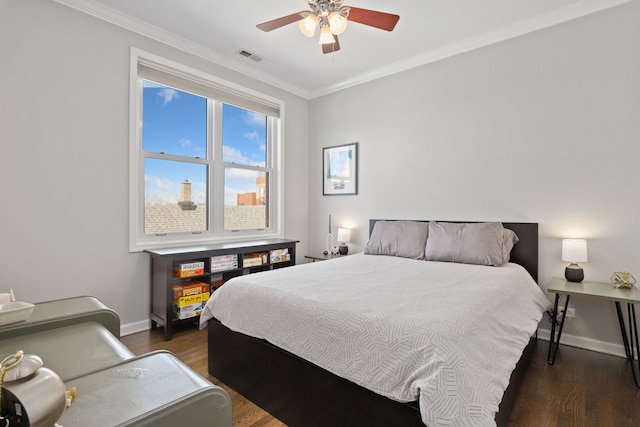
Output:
[143,81,267,206]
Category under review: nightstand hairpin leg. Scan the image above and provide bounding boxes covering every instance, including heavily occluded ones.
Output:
[616,301,640,388]
[547,293,570,365]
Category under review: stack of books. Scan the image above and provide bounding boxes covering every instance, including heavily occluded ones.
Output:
[172,281,209,319]
[210,254,238,272]
[243,252,268,267]
[269,248,290,263]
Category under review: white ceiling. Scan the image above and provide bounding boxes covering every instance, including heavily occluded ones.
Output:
[56,0,629,98]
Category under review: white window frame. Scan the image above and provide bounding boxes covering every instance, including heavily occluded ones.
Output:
[128,48,285,252]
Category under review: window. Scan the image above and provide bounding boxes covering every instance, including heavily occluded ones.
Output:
[222,104,270,231]
[129,50,283,251]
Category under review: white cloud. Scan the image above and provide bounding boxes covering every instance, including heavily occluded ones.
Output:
[177,137,206,158]
[144,175,208,205]
[158,88,178,105]
[244,130,260,142]
[194,181,207,192]
[191,190,206,204]
[144,175,176,205]
[243,110,266,126]
[225,167,259,184]
[223,146,251,164]
[192,182,207,204]
[224,186,239,206]
[145,175,175,192]
[144,171,261,206]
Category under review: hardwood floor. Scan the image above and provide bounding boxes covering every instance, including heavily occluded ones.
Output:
[121,323,640,426]
[510,341,640,427]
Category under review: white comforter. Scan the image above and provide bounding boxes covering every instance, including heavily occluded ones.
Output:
[200,253,550,426]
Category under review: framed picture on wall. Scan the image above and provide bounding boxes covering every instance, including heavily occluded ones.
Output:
[323,143,358,195]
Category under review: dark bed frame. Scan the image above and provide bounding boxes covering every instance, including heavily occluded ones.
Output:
[207,220,539,426]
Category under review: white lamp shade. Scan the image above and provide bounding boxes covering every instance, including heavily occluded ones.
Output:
[298,14,318,37]
[562,239,588,263]
[337,228,351,243]
[328,12,348,35]
[318,25,336,44]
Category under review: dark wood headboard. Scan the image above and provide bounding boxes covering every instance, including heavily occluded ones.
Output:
[369,220,538,283]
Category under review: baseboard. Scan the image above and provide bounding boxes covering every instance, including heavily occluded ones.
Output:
[537,327,627,358]
[120,319,151,337]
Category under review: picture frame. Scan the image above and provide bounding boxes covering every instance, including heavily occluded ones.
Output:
[323,143,358,196]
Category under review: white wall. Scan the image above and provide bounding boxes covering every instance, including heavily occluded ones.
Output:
[308,2,640,354]
[2,0,638,354]
[0,0,309,332]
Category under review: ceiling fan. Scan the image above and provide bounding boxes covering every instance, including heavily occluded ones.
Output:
[256,0,400,54]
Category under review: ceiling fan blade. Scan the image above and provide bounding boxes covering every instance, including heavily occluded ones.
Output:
[347,7,400,31]
[322,36,340,54]
[257,12,306,32]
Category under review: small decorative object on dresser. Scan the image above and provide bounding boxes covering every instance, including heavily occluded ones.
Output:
[562,238,588,282]
[611,271,636,289]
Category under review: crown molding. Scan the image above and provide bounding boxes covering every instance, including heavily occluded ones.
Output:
[54,0,632,100]
[309,0,634,98]
[52,0,312,99]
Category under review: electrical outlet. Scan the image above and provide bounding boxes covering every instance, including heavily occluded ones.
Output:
[556,307,576,319]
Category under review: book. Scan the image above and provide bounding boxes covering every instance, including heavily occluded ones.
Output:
[211,254,238,272]
[243,252,267,267]
[270,248,290,263]
[172,301,206,320]
[172,282,208,299]
[172,292,210,307]
[173,261,205,278]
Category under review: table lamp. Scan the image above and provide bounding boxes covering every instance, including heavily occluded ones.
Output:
[337,228,351,255]
[562,239,588,282]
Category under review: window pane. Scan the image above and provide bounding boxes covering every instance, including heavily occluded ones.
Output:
[222,104,267,166]
[144,158,207,234]
[224,168,268,230]
[142,81,207,158]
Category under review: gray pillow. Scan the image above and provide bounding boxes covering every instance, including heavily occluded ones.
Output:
[364,221,429,259]
[501,228,520,264]
[424,221,509,266]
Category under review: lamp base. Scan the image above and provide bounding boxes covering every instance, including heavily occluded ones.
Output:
[338,243,348,255]
[565,264,584,282]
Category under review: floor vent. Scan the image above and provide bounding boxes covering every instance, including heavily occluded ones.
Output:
[236,49,263,62]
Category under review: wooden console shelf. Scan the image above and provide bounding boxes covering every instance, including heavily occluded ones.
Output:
[146,238,298,340]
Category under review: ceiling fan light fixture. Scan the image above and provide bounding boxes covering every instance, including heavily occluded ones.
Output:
[298,13,318,37]
[318,25,336,45]
[256,1,399,54]
[328,11,348,35]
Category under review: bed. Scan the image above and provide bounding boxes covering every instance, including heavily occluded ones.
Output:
[200,220,550,426]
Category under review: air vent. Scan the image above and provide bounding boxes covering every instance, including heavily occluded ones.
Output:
[236,49,263,62]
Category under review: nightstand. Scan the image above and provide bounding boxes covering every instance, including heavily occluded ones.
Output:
[547,277,640,387]
[304,253,346,262]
